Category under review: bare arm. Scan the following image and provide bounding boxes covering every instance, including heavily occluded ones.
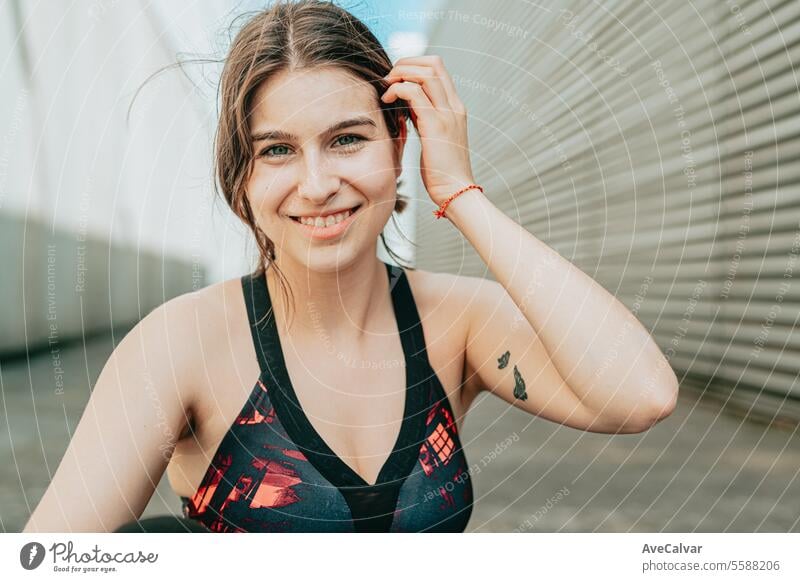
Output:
[450,190,678,433]
[22,294,200,532]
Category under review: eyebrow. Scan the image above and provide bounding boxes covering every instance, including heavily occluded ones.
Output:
[250,116,377,143]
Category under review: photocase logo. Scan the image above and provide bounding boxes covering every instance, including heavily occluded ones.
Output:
[17,540,158,574]
[20,542,46,570]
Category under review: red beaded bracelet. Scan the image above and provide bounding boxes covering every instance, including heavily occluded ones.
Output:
[432,183,484,219]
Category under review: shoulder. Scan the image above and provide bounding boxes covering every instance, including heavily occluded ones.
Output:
[405,266,500,318]
[138,276,248,416]
[403,266,500,348]
[166,274,250,331]
[141,277,237,350]
[403,267,501,412]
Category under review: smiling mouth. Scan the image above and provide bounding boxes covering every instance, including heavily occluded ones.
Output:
[288,204,363,226]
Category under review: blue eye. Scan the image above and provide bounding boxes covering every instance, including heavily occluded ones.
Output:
[261,144,291,157]
[334,134,364,149]
[258,134,365,160]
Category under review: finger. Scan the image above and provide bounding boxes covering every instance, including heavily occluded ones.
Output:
[385,64,452,112]
[392,56,462,111]
[382,82,429,107]
[381,81,436,119]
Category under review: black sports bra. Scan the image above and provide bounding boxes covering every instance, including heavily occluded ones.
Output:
[179,261,473,532]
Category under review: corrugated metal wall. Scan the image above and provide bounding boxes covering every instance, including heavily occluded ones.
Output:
[415,0,800,424]
[0,214,203,357]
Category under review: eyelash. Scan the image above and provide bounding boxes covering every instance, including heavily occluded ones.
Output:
[258,134,366,158]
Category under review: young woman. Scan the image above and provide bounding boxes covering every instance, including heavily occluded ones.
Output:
[23,0,678,533]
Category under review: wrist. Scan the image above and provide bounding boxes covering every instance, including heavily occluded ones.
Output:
[432,182,483,220]
[433,184,487,224]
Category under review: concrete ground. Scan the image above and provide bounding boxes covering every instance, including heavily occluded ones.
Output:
[3,328,798,532]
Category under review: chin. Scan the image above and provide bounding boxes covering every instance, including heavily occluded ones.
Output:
[283,245,364,274]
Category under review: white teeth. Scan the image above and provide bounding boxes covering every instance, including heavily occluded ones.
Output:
[297,207,356,226]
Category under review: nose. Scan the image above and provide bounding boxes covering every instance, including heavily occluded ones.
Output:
[297,153,341,205]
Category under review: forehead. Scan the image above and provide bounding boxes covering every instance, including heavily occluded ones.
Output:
[250,66,382,134]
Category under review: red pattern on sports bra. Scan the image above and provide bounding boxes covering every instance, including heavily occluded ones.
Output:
[180,264,473,532]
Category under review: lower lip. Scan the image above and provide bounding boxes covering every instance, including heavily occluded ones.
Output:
[289,205,362,240]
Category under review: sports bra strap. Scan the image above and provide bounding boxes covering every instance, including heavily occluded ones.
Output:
[241,261,431,374]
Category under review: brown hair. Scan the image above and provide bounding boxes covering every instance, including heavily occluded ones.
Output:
[214,0,416,324]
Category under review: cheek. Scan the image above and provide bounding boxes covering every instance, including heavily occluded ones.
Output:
[339,145,398,202]
[245,165,294,214]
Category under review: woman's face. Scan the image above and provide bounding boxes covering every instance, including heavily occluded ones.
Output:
[245,66,406,272]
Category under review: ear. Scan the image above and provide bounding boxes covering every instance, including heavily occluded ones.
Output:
[392,117,408,179]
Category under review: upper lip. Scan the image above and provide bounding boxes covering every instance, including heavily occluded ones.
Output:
[288,204,361,219]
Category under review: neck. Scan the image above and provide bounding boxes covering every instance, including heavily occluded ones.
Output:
[264,253,388,344]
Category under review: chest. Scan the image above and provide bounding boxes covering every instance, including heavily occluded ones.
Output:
[166,287,471,500]
[180,362,474,532]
